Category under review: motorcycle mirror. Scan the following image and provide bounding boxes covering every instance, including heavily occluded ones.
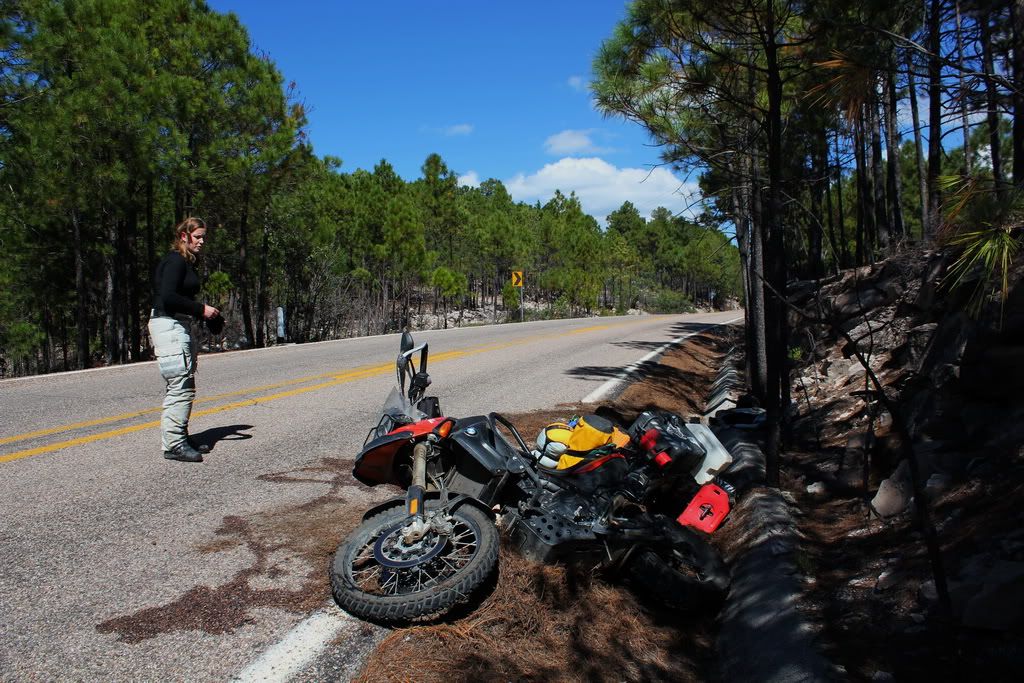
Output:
[400,330,414,354]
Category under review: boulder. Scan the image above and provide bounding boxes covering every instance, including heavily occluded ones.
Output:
[806,481,828,497]
[904,322,937,367]
[960,561,1024,630]
[871,459,912,518]
[925,473,952,497]
[911,252,947,312]
[875,568,905,592]
[833,286,891,319]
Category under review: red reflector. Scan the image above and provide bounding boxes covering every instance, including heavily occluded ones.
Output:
[678,484,730,533]
[640,428,659,451]
[654,451,672,467]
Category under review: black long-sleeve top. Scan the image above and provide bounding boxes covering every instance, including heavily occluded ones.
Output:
[153,252,204,318]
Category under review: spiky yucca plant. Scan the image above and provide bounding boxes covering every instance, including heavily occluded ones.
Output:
[944,225,1021,321]
[937,171,1022,323]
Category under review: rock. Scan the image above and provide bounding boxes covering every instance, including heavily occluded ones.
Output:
[931,363,960,388]
[876,569,904,592]
[845,432,868,452]
[871,460,912,518]
[982,560,1024,585]
[825,357,856,380]
[937,508,962,532]
[913,253,947,311]
[905,322,938,366]
[920,312,974,373]
[925,473,952,497]
[961,570,1024,630]
[806,481,827,497]
[919,580,938,602]
[967,456,997,477]
[871,671,896,682]
[833,287,891,319]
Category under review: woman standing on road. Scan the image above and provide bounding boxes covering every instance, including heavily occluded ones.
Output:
[148,217,221,463]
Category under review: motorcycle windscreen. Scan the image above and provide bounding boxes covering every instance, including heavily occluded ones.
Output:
[677,483,731,533]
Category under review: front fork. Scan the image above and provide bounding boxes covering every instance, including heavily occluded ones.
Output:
[402,440,431,544]
[406,441,428,519]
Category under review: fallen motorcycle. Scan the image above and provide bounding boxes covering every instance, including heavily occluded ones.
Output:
[330,331,735,623]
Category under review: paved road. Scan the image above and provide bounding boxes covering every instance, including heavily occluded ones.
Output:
[0,311,740,681]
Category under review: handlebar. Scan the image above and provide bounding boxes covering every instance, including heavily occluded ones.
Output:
[488,412,543,487]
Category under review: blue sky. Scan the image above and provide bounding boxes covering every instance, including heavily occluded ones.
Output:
[205,0,702,224]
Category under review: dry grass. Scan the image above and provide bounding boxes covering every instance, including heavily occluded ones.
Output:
[355,546,716,683]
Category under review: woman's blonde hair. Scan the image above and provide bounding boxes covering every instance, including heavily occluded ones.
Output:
[171,217,207,261]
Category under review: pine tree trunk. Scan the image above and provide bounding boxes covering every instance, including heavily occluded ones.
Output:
[105,218,117,366]
[809,141,825,279]
[746,101,768,405]
[834,129,848,268]
[72,210,89,369]
[956,1,972,174]
[885,64,906,243]
[980,16,1005,197]
[927,0,945,238]
[871,89,890,254]
[907,49,929,238]
[256,207,271,348]
[764,18,785,488]
[854,119,868,265]
[822,129,839,274]
[42,307,52,373]
[1012,0,1024,187]
[238,182,255,347]
[127,208,141,361]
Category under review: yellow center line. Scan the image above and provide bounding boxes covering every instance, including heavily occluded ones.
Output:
[0,318,650,464]
[0,363,389,447]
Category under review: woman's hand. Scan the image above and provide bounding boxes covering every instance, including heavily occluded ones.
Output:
[203,304,220,319]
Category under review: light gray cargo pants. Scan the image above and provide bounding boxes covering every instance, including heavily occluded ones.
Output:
[148,315,198,452]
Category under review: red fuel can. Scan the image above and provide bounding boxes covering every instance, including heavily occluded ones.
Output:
[677,483,731,533]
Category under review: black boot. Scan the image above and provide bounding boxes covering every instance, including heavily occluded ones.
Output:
[164,441,204,463]
[187,436,211,453]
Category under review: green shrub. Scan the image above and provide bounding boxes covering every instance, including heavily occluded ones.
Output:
[650,289,694,313]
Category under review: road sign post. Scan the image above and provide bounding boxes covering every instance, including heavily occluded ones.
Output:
[511,270,524,322]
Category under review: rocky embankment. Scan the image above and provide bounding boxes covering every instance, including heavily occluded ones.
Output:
[779,247,1024,679]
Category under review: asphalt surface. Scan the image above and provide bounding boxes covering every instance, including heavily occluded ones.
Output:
[0,311,740,681]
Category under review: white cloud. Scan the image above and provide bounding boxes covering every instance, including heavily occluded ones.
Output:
[458,170,480,187]
[505,157,701,224]
[567,75,587,92]
[444,123,473,136]
[544,129,611,155]
[421,123,475,137]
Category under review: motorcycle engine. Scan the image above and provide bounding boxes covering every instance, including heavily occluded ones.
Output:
[506,484,609,564]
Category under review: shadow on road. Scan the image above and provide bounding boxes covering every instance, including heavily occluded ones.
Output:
[191,424,253,451]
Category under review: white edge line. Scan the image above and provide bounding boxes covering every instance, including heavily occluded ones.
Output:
[581,316,743,404]
[233,607,354,683]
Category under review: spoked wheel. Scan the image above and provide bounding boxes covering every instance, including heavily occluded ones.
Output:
[330,502,498,623]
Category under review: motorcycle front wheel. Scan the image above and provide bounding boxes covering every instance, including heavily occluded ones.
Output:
[330,502,498,623]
